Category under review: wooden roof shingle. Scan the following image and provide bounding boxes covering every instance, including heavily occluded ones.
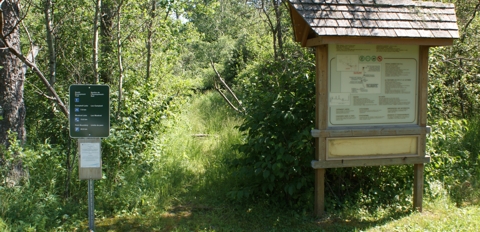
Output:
[288,0,459,46]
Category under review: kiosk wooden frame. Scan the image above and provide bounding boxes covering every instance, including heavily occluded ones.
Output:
[287,0,459,216]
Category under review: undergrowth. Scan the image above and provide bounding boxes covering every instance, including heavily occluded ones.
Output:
[1,92,480,231]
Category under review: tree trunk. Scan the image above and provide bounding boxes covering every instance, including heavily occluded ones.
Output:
[273,0,283,60]
[44,0,56,86]
[116,0,124,119]
[93,0,101,84]
[0,0,26,183]
[261,0,283,60]
[0,0,26,149]
[146,0,156,82]
[100,0,114,84]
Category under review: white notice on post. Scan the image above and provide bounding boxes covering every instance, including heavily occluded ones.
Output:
[80,142,101,168]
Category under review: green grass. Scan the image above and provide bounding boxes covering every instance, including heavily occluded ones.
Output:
[156,91,244,201]
[90,196,480,231]
[369,199,480,231]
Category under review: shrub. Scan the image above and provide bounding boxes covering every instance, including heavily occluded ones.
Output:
[228,45,316,205]
[0,135,84,231]
[425,118,480,206]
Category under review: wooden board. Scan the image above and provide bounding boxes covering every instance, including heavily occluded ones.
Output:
[311,126,430,138]
[327,136,419,160]
[314,45,328,217]
[312,156,431,169]
[307,36,454,47]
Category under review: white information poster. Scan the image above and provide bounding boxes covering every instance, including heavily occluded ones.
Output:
[328,44,418,126]
[80,142,101,168]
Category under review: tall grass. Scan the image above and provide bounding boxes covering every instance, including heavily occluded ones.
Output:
[137,91,243,209]
[89,91,244,223]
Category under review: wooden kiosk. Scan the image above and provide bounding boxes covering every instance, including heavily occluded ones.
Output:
[287,0,459,216]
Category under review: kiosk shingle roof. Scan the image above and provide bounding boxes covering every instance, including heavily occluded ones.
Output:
[288,0,459,39]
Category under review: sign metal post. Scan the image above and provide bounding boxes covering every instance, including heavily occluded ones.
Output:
[69,84,110,231]
[88,179,95,230]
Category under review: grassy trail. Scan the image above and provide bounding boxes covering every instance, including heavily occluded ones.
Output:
[91,92,480,231]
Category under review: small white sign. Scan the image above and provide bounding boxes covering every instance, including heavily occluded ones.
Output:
[80,142,101,168]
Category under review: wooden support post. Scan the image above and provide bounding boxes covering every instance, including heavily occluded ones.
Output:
[413,46,429,212]
[413,163,424,212]
[418,46,429,128]
[315,169,326,216]
[314,45,328,217]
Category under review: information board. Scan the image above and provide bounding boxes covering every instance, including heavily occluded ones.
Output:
[328,45,418,126]
[69,85,110,138]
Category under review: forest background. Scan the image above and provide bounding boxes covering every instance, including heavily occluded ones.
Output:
[0,0,480,231]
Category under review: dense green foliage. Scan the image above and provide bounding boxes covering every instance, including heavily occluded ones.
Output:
[428,0,480,119]
[0,0,479,230]
[229,44,316,205]
[426,118,480,206]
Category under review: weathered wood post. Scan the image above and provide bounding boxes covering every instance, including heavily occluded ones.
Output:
[287,0,459,217]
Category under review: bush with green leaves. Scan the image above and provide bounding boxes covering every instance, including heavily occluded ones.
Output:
[0,133,84,231]
[425,118,480,206]
[228,44,316,205]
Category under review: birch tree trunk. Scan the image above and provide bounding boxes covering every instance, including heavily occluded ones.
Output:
[92,0,101,84]
[116,0,124,119]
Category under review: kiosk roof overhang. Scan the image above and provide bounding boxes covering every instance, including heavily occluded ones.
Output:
[288,0,459,47]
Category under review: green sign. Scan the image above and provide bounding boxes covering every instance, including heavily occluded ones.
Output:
[69,85,110,138]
